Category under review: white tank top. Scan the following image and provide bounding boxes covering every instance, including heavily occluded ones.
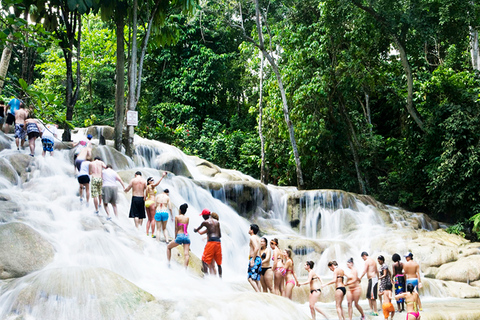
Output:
[78,161,90,177]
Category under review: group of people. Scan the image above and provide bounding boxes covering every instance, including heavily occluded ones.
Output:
[244,238,423,320]
[1,98,58,157]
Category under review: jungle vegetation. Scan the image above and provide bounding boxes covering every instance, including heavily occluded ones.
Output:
[1,0,480,239]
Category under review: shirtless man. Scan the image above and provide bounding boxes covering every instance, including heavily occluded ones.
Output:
[124,171,147,229]
[248,224,262,292]
[404,252,423,309]
[360,251,379,316]
[154,188,173,242]
[14,103,28,150]
[89,157,107,214]
[194,209,222,277]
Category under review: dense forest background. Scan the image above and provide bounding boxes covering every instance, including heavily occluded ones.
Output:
[1,0,480,238]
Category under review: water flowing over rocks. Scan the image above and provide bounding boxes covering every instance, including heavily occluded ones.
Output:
[2,266,154,319]
[1,127,480,319]
[0,131,11,152]
[0,222,54,279]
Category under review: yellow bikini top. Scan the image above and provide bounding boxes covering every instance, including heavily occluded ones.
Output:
[147,188,157,198]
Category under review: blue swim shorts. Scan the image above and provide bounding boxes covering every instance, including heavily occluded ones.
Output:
[175,233,190,245]
[42,138,54,152]
[247,256,262,281]
[155,211,168,222]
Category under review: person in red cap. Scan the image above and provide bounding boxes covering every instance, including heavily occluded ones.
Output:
[194,208,222,277]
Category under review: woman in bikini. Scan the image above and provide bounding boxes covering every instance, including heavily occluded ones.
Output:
[298,261,328,320]
[346,258,365,320]
[270,238,285,296]
[145,171,167,237]
[395,283,421,320]
[283,249,298,300]
[166,203,190,268]
[259,237,274,293]
[323,260,346,320]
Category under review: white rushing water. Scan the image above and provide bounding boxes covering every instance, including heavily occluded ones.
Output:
[0,130,477,320]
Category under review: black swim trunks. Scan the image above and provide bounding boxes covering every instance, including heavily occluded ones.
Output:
[366,278,378,299]
[129,196,146,219]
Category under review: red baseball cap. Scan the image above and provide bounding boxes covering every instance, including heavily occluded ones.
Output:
[200,209,211,216]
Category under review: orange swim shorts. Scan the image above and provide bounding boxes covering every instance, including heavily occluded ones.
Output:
[202,241,222,265]
[382,302,395,318]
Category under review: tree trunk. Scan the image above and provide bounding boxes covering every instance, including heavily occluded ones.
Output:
[258,53,267,184]
[125,0,138,157]
[253,0,304,189]
[470,27,480,71]
[393,36,424,132]
[0,33,14,94]
[114,9,126,152]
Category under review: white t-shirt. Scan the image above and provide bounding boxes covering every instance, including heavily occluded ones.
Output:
[42,124,57,140]
[78,160,90,177]
[102,168,118,187]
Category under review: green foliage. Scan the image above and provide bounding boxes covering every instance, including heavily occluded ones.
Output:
[470,213,480,240]
[446,221,466,238]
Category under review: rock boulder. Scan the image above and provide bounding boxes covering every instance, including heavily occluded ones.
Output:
[0,222,55,279]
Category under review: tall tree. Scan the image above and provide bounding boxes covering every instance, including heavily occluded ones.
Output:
[232,0,305,189]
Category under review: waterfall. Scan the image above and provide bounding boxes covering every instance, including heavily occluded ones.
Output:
[0,128,479,319]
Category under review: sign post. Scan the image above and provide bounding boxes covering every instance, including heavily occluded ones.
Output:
[126,110,138,126]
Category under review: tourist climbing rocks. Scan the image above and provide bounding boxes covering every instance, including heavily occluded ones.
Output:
[155,188,173,242]
[14,102,27,150]
[89,157,107,215]
[345,258,365,320]
[166,203,190,269]
[298,260,328,320]
[194,208,222,277]
[392,253,406,312]
[323,261,346,320]
[24,115,41,157]
[42,123,58,157]
[360,251,379,316]
[247,224,262,292]
[404,252,423,310]
[101,164,125,219]
[77,156,91,205]
[145,171,167,237]
[4,97,21,134]
[124,171,147,229]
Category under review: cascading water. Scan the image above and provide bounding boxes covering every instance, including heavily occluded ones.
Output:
[0,128,479,320]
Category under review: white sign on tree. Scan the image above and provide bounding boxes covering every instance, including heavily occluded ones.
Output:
[126,110,138,126]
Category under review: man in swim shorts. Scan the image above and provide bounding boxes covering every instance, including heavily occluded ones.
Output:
[41,123,58,156]
[89,157,106,215]
[102,164,125,219]
[404,252,423,311]
[124,171,147,229]
[248,223,262,292]
[360,251,379,316]
[13,102,27,150]
[194,209,222,277]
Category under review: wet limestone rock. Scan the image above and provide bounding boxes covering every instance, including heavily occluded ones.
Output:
[171,246,204,278]
[92,145,131,170]
[0,131,12,151]
[0,157,18,184]
[86,125,115,140]
[4,266,155,320]
[189,156,221,177]
[0,222,55,279]
[435,255,480,283]
[222,181,271,218]
[156,152,192,179]
[0,194,20,222]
